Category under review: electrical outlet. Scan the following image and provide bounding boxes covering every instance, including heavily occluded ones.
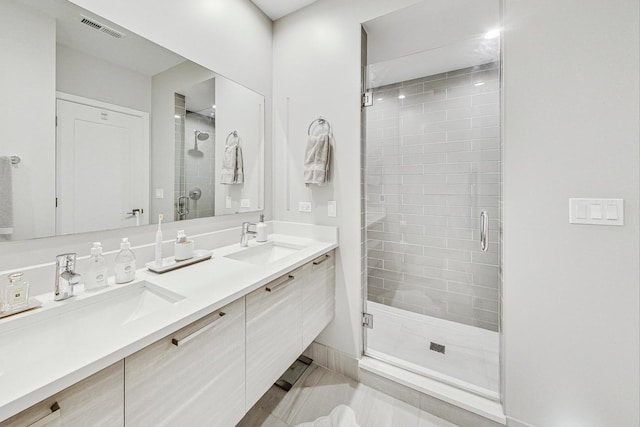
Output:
[299,202,312,213]
[328,200,337,217]
[226,196,232,209]
[241,199,251,208]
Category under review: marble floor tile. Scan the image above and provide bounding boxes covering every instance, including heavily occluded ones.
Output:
[239,365,455,427]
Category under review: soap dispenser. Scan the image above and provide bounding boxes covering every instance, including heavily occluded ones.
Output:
[115,238,136,284]
[256,214,268,243]
[174,230,194,261]
[85,242,108,291]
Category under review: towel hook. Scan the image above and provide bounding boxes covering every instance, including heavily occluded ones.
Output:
[307,117,331,136]
[10,156,20,165]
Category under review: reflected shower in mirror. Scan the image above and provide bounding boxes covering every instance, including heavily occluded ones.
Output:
[0,0,265,243]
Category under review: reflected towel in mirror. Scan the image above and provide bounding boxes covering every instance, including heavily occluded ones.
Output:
[304,133,331,186]
[0,156,14,239]
[221,138,244,184]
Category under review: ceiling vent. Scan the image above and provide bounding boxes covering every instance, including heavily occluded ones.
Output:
[80,15,123,39]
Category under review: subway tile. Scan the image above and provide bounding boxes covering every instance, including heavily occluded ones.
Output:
[384,260,425,275]
[404,254,447,269]
[402,89,446,106]
[471,161,501,173]
[404,274,447,290]
[472,92,499,106]
[386,204,424,215]
[404,234,447,248]
[368,268,404,281]
[424,97,470,113]
[472,116,499,128]
[472,138,501,151]
[367,231,402,242]
[425,118,471,133]
[404,215,448,227]
[385,222,425,234]
[399,104,424,117]
[400,82,425,96]
[402,132,446,145]
[473,297,499,312]
[423,141,471,153]
[424,74,471,91]
[446,150,500,163]
[384,164,423,175]
[424,163,471,174]
[404,73,447,85]
[422,206,470,217]
[383,241,424,255]
[447,282,498,300]
[368,258,384,269]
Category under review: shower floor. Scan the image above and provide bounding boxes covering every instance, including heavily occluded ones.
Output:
[365,301,499,399]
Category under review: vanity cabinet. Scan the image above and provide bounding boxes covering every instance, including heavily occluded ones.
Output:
[245,266,304,410]
[124,298,245,427]
[302,252,336,349]
[0,362,124,427]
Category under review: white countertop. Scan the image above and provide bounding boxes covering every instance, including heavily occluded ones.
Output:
[0,229,337,421]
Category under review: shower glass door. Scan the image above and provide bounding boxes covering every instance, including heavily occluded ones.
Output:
[363,37,501,399]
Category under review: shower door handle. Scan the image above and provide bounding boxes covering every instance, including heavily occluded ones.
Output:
[480,210,489,252]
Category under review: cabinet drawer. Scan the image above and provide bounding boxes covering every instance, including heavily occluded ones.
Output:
[125,298,245,427]
[302,251,336,348]
[0,362,124,427]
[245,267,304,409]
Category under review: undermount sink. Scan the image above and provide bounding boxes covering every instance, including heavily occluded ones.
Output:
[0,281,185,363]
[224,241,305,265]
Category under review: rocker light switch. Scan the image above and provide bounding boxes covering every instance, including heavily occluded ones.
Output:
[569,198,624,226]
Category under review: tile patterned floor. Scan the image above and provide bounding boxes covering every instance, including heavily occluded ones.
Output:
[237,364,457,427]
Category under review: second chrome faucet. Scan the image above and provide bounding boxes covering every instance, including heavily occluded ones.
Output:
[54,253,81,301]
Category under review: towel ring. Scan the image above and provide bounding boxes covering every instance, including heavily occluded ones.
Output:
[225,130,239,145]
[307,117,331,136]
[10,156,20,165]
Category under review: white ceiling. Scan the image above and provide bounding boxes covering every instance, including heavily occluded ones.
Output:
[363,0,500,87]
[250,0,319,20]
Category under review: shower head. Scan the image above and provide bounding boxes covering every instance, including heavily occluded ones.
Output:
[194,130,209,141]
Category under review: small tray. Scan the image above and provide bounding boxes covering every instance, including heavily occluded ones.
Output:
[146,249,213,274]
[0,297,42,319]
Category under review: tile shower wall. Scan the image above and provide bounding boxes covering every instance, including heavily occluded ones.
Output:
[183,112,215,218]
[365,62,500,332]
[174,93,186,221]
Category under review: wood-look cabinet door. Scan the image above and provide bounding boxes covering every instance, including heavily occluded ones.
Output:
[0,361,124,427]
[302,251,336,349]
[124,298,246,427]
[245,267,304,410]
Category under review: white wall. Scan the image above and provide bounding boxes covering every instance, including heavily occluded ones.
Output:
[0,1,56,241]
[502,1,639,426]
[150,61,215,221]
[272,0,422,357]
[215,77,265,214]
[56,44,152,113]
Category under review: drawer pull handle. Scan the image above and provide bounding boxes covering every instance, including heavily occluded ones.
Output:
[172,312,226,347]
[266,274,295,292]
[312,254,330,265]
[29,402,60,427]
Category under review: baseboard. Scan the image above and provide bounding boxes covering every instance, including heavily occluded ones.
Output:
[302,342,359,381]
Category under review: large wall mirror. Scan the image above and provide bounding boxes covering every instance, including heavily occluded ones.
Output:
[0,0,265,243]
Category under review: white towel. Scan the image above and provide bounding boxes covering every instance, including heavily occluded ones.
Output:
[220,140,244,184]
[304,133,331,186]
[295,405,360,427]
[0,156,14,239]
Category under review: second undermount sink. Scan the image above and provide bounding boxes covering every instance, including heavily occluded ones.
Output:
[224,241,305,265]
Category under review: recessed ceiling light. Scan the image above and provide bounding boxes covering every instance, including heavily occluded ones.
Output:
[376,98,383,101]
[485,29,500,39]
[212,105,216,109]
[398,95,406,99]
[174,114,181,119]
[474,82,485,87]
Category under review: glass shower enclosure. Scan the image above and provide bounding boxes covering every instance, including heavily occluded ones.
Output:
[362,35,502,400]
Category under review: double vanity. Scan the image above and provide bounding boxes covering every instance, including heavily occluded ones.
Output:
[0,223,338,426]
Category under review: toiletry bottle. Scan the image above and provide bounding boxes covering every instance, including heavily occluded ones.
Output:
[115,238,136,284]
[256,214,268,242]
[155,214,164,268]
[85,242,108,292]
[4,272,29,311]
[174,230,194,261]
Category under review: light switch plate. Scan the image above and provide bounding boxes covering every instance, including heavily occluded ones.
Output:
[569,198,624,226]
[226,196,232,209]
[240,199,251,208]
[299,202,312,213]
[155,188,164,199]
[327,200,337,217]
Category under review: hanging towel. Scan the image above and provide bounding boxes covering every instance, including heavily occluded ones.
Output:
[295,405,360,427]
[0,156,14,240]
[304,133,331,186]
[221,138,244,184]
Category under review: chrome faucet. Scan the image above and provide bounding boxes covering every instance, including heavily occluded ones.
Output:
[240,222,257,247]
[54,253,81,301]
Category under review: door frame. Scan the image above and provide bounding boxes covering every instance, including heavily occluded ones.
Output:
[55,92,150,234]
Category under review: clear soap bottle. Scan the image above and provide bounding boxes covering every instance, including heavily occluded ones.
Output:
[4,272,30,312]
[85,242,108,292]
[114,238,136,284]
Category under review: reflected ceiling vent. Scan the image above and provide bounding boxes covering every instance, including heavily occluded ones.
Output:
[80,15,123,39]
